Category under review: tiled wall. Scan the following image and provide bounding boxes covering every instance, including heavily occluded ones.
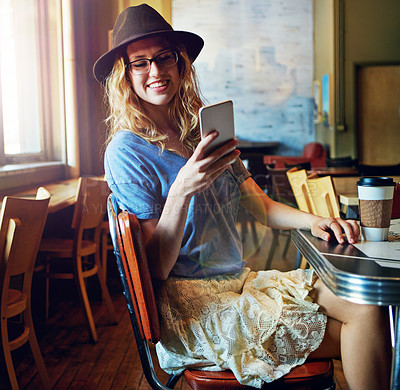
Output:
[173,0,314,155]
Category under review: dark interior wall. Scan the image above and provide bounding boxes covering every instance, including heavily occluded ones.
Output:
[72,0,119,176]
[337,0,400,158]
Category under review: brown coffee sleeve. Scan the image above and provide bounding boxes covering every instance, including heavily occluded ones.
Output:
[359,199,393,228]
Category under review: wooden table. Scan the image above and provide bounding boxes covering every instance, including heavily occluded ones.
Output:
[237,140,281,154]
[309,166,359,177]
[2,178,80,214]
[291,221,400,389]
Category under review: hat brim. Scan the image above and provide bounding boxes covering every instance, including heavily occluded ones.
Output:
[93,30,204,84]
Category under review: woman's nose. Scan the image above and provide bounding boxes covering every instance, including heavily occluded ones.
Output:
[148,61,161,76]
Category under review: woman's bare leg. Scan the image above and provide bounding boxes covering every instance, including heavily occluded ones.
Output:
[309,279,392,390]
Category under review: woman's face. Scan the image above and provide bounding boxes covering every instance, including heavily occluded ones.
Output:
[126,37,180,109]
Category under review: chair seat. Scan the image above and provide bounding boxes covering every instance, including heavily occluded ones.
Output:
[184,360,334,389]
[6,289,27,318]
[39,238,97,257]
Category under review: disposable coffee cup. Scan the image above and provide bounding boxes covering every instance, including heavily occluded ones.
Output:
[357,177,395,241]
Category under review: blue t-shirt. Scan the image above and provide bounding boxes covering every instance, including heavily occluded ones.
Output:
[105,130,247,278]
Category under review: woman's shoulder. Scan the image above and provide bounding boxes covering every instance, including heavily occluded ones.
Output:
[106,130,155,155]
[108,130,143,147]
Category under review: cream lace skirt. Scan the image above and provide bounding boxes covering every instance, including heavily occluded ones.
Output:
[156,268,327,388]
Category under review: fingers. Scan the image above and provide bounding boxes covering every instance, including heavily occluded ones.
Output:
[194,131,237,166]
[175,133,239,197]
[203,147,240,173]
[336,219,360,244]
[329,220,345,244]
[314,217,361,244]
[209,150,241,181]
[193,131,220,159]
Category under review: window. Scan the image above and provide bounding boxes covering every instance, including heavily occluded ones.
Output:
[0,0,65,168]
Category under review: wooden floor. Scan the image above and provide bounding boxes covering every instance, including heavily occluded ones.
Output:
[3,222,349,389]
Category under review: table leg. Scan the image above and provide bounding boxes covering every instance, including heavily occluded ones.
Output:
[391,306,399,389]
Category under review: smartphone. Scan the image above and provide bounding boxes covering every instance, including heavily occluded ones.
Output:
[199,100,235,154]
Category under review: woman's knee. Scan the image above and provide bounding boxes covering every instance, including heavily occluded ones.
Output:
[311,279,388,324]
[310,279,384,323]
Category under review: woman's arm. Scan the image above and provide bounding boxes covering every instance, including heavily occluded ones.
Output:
[140,132,239,280]
[239,177,360,244]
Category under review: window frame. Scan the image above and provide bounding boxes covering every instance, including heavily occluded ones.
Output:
[0,0,68,190]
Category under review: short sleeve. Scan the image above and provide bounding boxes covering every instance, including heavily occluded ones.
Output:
[231,157,251,184]
[104,136,163,219]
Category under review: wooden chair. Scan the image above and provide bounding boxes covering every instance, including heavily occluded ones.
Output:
[100,218,114,285]
[108,195,335,390]
[0,188,51,390]
[286,169,316,215]
[264,142,327,169]
[39,177,117,343]
[306,176,340,218]
[264,167,298,269]
[287,170,341,268]
[287,170,340,219]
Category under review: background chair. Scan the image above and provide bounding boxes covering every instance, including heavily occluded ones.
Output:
[264,167,298,269]
[0,188,51,390]
[100,218,114,286]
[286,169,316,215]
[287,170,341,269]
[108,195,335,390]
[39,177,117,343]
[306,176,340,218]
[264,142,327,169]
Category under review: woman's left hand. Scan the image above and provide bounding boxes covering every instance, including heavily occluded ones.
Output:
[311,217,360,244]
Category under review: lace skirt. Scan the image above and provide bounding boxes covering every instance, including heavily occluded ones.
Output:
[155,267,327,388]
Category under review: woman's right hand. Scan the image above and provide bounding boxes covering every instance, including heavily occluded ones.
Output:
[143,132,238,280]
[171,131,240,198]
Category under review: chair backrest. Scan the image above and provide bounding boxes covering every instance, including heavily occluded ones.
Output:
[107,196,160,342]
[286,169,316,214]
[266,167,297,207]
[307,176,340,218]
[71,177,109,231]
[302,142,326,159]
[0,189,50,297]
[287,170,340,218]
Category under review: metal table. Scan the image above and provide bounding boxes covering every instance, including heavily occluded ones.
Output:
[291,225,400,389]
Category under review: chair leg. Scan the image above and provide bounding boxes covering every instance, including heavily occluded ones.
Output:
[265,229,280,269]
[95,248,118,325]
[45,258,50,321]
[74,255,98,343]
[25,308,51,389]
[101,230,108,285]
[295,249,302,268]
[249,219,259,249]
[1,318,18,390]
[240,219,248,242]
[282,233,292,259]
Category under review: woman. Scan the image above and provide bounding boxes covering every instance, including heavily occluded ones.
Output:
[94,5,391,389]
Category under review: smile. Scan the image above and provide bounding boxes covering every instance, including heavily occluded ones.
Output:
[148,80,168,89]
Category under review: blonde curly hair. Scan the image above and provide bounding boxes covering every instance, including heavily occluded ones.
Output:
[104,46,204,152]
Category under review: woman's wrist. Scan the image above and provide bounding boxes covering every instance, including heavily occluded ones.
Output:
[305,213,323,230]
[169,178,195,200]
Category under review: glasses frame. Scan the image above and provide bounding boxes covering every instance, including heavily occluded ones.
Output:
[125,50,179,75]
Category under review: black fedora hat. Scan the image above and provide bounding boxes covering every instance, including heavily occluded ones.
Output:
[93,4,204,84]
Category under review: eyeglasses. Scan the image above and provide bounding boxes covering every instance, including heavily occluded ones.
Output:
[126,50,179,75]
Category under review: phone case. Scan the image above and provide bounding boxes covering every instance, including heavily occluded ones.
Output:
[199,100,235,153]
